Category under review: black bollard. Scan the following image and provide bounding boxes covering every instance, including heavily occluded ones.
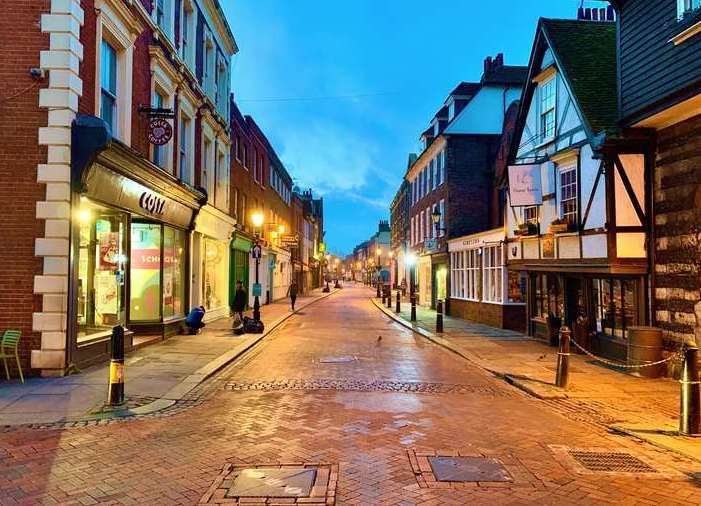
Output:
[381,286,387,304]
[680,346,700,436]
[555,326,571,388]
[395,290,401,313]
[386,287,392,309]
[436,300,444,333]
[107,325,125,406]
[410,293,417,322]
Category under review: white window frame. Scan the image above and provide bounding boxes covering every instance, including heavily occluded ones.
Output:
[523,206,538,225]
[215,142,229,212]
[95,0,138,145]
[539,76,556,142]
[678,0,701,19]
[438,199,445,237]
[178,92,196,185]
[482,245,503,304]
[180,0,196,69]
[201,127,215,201]
[559,165,578,225]
[153,0,175,41]
[149,49,177,172]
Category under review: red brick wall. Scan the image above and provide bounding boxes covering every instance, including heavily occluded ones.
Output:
[79,0,96,116]
[131,31,153,157]
[0,0,51,372]
[449,299,526,333]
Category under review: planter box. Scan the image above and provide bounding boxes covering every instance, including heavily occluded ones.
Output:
[548,223,571,234]
[516,224,538,236]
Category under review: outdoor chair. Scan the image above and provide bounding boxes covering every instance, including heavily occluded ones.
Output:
[1,330,23,383]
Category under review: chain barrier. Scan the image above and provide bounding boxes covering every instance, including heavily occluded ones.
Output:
[567,337,685,369]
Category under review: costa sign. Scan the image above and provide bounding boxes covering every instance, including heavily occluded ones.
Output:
[147,118,173,146]
[139,191,166,215]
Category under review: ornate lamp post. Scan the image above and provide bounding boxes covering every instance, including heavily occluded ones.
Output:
[375,247,382,298]
[251,210,265,323]
[323,253,331,292]
[406,252,417,321]
[388,250,395,288]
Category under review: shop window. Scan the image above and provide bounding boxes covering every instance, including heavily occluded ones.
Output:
[483,246,503,303]
[163,226,187,319]
[76,201,127,342]
[507,271,527,303]
[593,278,637,341]
[130,223,162,322]
[100,40,117,133]
[534,274,561,318]
[203,238,227,311]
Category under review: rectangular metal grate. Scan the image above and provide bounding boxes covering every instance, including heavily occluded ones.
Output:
[568,450,657,473]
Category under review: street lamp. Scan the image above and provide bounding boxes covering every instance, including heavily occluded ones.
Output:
[323,253,331,292]
[406,252,417,322]
[251,210,265,323]
[376,247,382,298]
[431,206,446,236]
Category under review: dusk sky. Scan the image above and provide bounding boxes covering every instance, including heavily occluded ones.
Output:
[221,0,604,255]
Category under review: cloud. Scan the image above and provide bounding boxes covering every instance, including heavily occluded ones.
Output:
[279,121,379,194]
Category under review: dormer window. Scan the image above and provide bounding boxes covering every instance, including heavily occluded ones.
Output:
[678,0,701,20]
[448,100,455,121]
[539,77,556,141]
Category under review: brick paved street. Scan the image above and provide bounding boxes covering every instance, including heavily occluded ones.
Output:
[2,284,701,505]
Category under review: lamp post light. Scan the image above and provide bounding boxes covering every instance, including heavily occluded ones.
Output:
[406,252,417,322]
[323,253,331,292]
[376,247,382,298]
[251,210,265,323]
[431,206,446,236]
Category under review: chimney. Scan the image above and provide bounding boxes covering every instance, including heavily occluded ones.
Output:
[494,53,504,70]
[484,56,493,74]
[577,3,616,22]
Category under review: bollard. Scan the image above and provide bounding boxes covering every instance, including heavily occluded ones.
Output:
[381,286,387,304]
[436,300,444,333]
[386,287,392,309]
[376,281,381,298]
[555,325,571,388]
[395,290,401,314]
[410,293,417,322]
[680,346,700,436]
[107,325,125,406]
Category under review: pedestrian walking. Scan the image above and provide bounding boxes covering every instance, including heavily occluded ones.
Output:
[232,281,247,330]
[287,280,298,311]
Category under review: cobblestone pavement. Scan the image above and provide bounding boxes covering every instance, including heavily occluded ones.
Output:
[1,285,701,505]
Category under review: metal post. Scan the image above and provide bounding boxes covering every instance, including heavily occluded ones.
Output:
[253,256,261,322]
[381,286,386,304]
[410,266,417,322]
[107,325,125,406]
[386,287,392,309]
[680,346,700,436]
[555,325,571,388]
[436,299,444,333]
[395,290,401,313]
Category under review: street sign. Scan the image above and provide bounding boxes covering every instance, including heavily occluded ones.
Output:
[281,234,299,245]
[251,244,262,259]
[252,283,262,297]
[425,238,438,251]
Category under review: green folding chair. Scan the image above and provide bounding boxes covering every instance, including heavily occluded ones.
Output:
[1,330,23,383]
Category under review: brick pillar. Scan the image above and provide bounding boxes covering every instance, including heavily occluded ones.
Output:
[32,0,84,376]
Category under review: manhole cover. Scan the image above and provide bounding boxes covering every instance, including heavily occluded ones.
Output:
[201,463,338,504]
[568,451,657,473]
[319,356,357,363]
[428,456,512,482]
[226,468,316,497]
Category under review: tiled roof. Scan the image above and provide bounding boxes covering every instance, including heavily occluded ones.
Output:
[541,19,618,134]
[449,82,481,97]
[481,65,528,86]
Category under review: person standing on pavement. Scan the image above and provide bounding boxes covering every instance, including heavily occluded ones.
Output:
[232,280,247,322]
[287,280,298,312]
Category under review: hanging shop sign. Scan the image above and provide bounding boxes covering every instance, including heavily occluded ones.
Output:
[508,164,543,207]
[542,234,555,259]
[147,118,173,146]
[280,234,299,246]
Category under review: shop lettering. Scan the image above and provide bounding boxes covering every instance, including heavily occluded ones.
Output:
[139,192,166,215]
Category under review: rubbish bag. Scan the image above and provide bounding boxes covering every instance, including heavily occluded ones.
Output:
[242,316,264,334]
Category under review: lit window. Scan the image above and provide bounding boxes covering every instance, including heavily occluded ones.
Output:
[559,168,577,225]
[483,246,503,303]
[679,0,701,19]
[100,40,117,132]
[540,78,556,141]
[524,206,538,225]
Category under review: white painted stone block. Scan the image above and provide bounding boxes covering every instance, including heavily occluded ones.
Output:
[34,274,68,294]
[45,219,70,238]
[44,256,69,275]
[36,201,70,219]
[48,109,76,127]
[42,293,67,312]
[33,312,66,332]
[47,146,71,164]
[40,50,80,73]
[39,88,79,110]
[35,238,70,257]
[41,331,67,350]
[45,183,71,202]
[49,32,83,59]
[39,126,71,146]
[31,349,66,370]
[51,0,84,24]
[41,14,81,37]
[48,69,83,94]
[37,164,71,183]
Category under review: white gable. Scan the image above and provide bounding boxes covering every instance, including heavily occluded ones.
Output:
[444,86,521,135]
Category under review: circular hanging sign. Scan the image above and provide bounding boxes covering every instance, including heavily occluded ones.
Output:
[147,118,172,146]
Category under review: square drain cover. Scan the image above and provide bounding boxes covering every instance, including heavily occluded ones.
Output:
[429,456,512,482]
[226,467,316,497]
[568,451,657,473]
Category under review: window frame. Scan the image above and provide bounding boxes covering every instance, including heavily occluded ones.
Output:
[559,166,578,225]
[482,245,503,304]
[539,76,556,142]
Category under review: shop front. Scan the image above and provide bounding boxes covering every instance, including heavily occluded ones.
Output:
[448,229,526,332]
[431,252,448,310]
[69,117,205,367]
[271,247,292,301]
[417,254,432,307]
[229,233,252,311]
[192,205,235,322]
